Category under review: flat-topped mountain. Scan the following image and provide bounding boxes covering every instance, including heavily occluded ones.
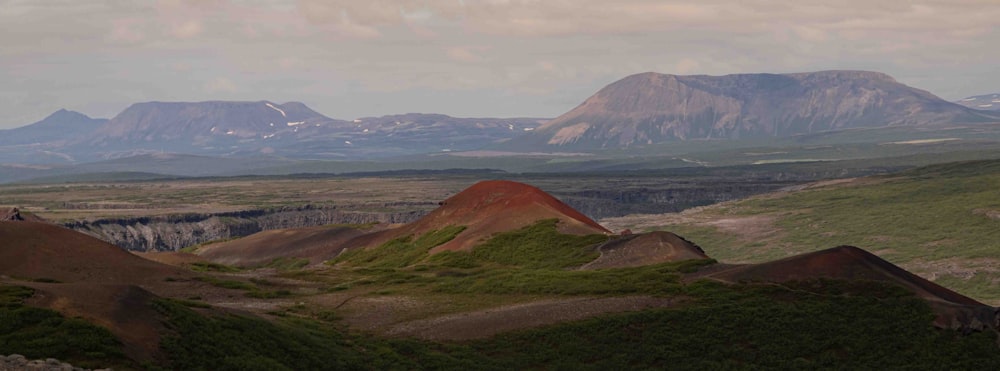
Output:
[93,101,335,139]
[956,93,1000,111]
[512,70,1000,149]
[77,101,345,152]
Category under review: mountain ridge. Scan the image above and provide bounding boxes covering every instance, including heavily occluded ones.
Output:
[955,93,1000,111]
[0,101,545,163]
[511,70,1000,150]
[0,109,106,146]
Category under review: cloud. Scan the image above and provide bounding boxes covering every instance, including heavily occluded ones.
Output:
[2,0,1000,126]
[203,77,239,93]
[445,46,488,63]
[107,18,147,44]
[674,59,701,75]
[169,19,204,39]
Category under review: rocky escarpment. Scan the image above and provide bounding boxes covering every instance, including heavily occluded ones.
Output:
[64,204,430,252]
[555,180,791,218]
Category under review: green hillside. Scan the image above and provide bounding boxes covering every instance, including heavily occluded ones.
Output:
[641,159,1000,304]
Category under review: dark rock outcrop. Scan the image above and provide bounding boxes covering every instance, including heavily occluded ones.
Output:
[0,354,107,371]
[1,208,45,222]
[553,180,794,219]
[2,208,23,221]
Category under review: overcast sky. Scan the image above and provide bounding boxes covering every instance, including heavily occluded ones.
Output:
[1,0,998,128]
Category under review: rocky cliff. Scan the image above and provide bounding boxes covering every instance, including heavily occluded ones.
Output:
[64,205,428,252]
[557,181,789,218]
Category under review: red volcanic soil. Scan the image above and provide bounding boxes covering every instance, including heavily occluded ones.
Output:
[373,180,611,253]
[196,225,368,266]
[0,221,195,362]
[705,245,997,329]
[372,180,611,253]
[0,221,185,284]
[580,231,708,270]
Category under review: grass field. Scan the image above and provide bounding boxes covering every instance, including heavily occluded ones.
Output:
[616,159,1000,304]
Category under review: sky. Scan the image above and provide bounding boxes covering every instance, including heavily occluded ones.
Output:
[1,0,998,129]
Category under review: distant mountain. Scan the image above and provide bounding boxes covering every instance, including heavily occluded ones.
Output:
[41,101,547,161]
[73,101,345,159]
[288,113,545,158]
[510,70,1000,150]
[0,109,106,146]
[955,93,1000,111]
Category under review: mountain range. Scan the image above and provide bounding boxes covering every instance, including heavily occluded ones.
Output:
[0,101,544,164]
[1,70,997,166]
[956,93,1000,111]
[513,70,1000,150]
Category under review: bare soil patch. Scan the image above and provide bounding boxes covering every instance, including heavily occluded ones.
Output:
[197,225,369,266]
[134,251,207,267]
[704,215,780,241]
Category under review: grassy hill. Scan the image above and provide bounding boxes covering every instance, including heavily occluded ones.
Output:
[618,159,1000,304]
[4,171,1000,369]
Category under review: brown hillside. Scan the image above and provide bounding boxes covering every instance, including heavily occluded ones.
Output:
[706,245,997,329]
[0,221,184,284]
[196,225,367,267]
[133,251,208,267]
[580,231,708,270]
[370,180,610,253]
[23,282,165,362]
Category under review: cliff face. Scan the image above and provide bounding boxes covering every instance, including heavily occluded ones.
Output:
[558,182,788,218]
[64,205,427,252]
[515,71,1000,150]
[61,173,850,252]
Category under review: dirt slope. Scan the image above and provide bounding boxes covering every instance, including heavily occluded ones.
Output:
[0,221,184,284]
[705,245,997,329]
[369,180,610,253]
[196,225,367,266]
[134,251,208,267]
[581,231,708,270]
